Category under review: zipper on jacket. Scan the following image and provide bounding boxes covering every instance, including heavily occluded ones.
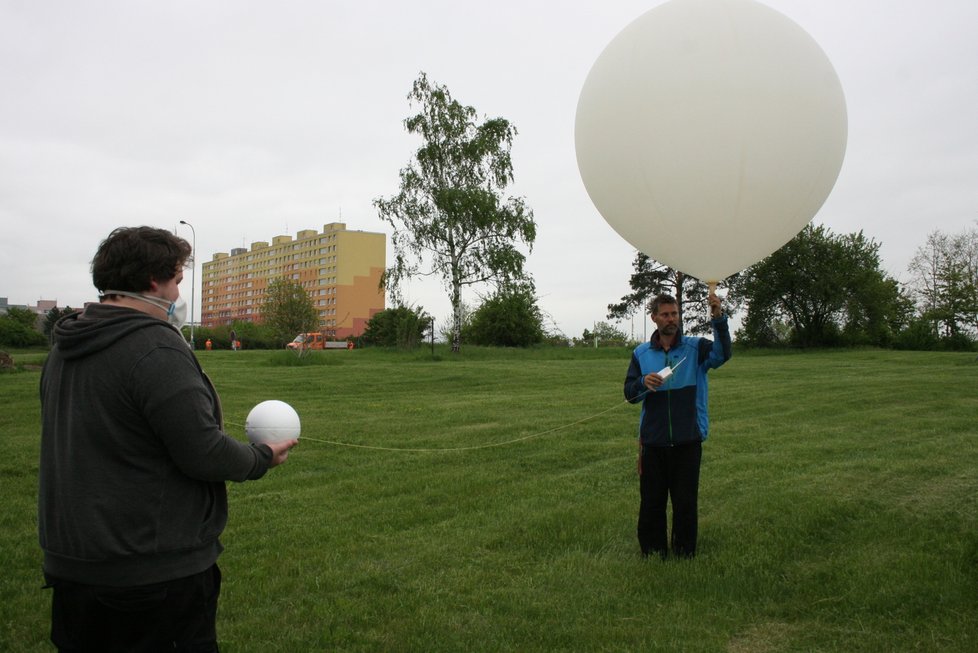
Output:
[666,353,674,444]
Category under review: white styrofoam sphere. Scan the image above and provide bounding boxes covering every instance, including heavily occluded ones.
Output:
[245,400,301,444]
[575,0,847,282]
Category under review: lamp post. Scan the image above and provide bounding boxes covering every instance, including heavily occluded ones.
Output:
[179,220,196,349]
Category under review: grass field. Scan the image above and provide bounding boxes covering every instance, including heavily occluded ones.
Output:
[2,347,977,652]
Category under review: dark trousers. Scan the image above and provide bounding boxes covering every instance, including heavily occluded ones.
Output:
[46,564,221,652]
[637,441,702,558]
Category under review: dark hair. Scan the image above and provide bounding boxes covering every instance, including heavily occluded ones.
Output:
[91,226,192,293]
[649,293,678,316]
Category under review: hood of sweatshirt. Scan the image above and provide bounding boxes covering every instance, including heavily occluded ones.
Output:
[53,303,177,361]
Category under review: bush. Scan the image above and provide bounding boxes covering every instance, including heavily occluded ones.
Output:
[362,306,432,348]
[892,318,941,351]
[0,313,46,348]
[467,288,544,348]
[939,332,978,352]
[192,321,280,350]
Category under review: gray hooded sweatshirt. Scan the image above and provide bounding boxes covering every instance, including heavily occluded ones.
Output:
[39,303,272,587]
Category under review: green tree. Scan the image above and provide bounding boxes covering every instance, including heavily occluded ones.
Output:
[361,305,432,348]
[581,321,629,347]
[907,230,947,339]
[261,279,319,351]
[907,226,978,342]
[466,285,544,348]
[737,224,909,347]
[961,226,978,335]
[607,252,741,335]
[375,72,536,353]
[0,307,46,348]
[43,306,76,341]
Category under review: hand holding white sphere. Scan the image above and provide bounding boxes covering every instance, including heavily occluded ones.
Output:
[246,400,301,444]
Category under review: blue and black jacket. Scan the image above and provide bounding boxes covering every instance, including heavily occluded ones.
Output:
[624,316,731,446]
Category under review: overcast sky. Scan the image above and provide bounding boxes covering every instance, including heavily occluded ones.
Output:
[2,0,976,339]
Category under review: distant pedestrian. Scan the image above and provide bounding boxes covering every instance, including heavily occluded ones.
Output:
[230,329,237,351]
[624,291,731,559]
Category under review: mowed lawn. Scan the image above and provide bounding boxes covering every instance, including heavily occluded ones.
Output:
[2,347,976,652]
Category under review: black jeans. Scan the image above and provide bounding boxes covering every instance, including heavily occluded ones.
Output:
[637,441,702,558]
[46,564,221,652]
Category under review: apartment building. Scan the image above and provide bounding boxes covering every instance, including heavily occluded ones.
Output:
[200,223,386,339]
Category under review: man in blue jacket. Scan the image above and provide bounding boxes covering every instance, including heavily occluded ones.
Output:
[624,291,731,559]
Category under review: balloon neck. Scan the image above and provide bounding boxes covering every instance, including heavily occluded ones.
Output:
[708,281,718,295]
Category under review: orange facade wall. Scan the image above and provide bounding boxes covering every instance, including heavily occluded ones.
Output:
[201,223,385,336]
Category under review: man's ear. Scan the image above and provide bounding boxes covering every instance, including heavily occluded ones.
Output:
[147,278,160,292]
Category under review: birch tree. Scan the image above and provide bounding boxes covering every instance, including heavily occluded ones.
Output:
[375,73,535,352]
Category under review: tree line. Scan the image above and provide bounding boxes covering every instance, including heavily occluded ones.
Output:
[4,72,973,354]
[607,223,977,351]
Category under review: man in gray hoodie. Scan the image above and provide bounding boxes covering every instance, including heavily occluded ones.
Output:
[39,226,297,651]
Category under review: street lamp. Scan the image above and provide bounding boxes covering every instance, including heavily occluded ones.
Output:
[179,220,196,349]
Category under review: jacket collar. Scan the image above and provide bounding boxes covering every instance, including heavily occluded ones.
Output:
[650,329,682,352]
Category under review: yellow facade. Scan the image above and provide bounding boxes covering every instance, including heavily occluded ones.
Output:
[200,223,386,339]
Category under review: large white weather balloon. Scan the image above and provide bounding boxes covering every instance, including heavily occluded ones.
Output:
[575,0,847,283]
[245,400,301,444]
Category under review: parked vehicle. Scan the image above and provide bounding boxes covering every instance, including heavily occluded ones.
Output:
[286,332,354,350]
